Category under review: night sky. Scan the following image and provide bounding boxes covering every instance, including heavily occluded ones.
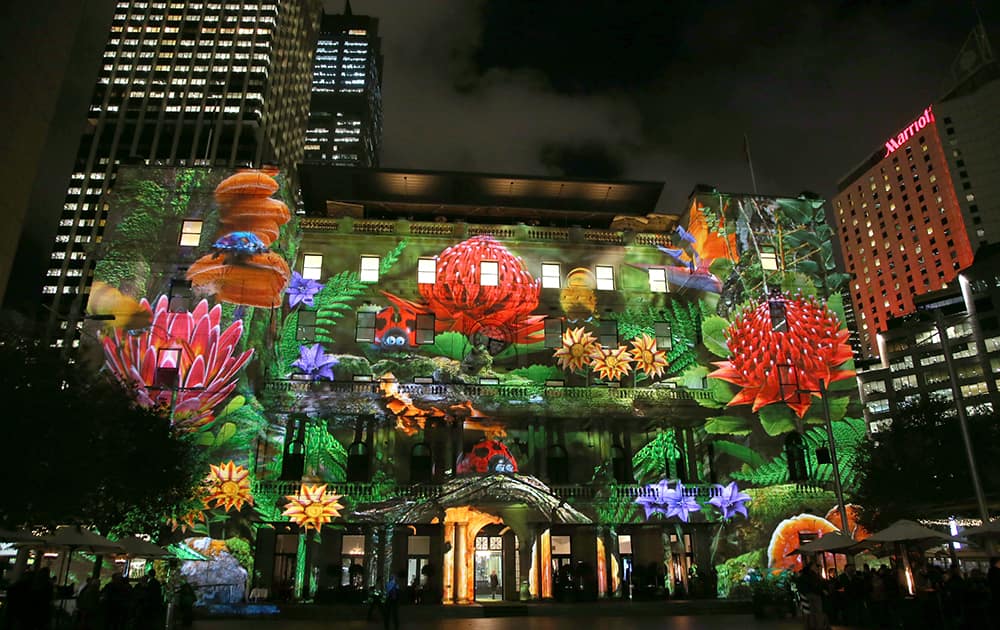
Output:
[329,0,999,210]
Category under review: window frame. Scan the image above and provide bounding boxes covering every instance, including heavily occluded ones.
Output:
[543,317,563,348]
[355,311,377,343]
[179,219,203,247]
[302,254,323,280]
[415,313,435,345]
[359,255,380,283]
[595,265,615,291]
[417,257,436,284]
[541,262,561,289]
[480,260,499,286]
[648,267,668,293]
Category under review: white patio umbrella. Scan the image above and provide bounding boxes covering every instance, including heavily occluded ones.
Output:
[32,526,125,586]
[114,536,172,559]
[960,519,1000,538]
[794,531,857,554]
[859,519,965,549]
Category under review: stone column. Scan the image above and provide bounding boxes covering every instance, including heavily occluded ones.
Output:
[442,523,455,604]
[454,521,469,604]
[517,527,536,600]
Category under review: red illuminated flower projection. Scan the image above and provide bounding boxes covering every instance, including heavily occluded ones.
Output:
[101,296,254,432]
[590,345,634,381]
[415,236,544,344]
[708,293,854,418]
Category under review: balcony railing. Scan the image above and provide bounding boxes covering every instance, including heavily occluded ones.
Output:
[299,217,673,248]
[250,479,726,505]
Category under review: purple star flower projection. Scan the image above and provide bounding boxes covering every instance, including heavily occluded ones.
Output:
[292,344,338,380]
[635,480,701,522]
[708,481,751,520]
[287,271,323,308]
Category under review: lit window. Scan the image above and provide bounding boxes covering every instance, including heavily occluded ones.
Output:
[541,263,561,289]
[599,319,618,347]
[415,314,435,345]
[356,311,376,343]
[302,254,323,280]
[648,268,668,293]
[596,265,614,291]
[360,255,380,283]
[417,258,436,284]
[544,318,563,348]
[480,261,499,286]
[179,220,202,246]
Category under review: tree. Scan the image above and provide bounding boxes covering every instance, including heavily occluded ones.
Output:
[853,398,1000,530]
[0,324,204,535]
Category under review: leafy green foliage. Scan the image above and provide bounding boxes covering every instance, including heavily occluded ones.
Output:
[276,310,301,376]
[427,331,473,361]
[730,417,866,492]
[314,271,368,342]
[758,404,797,436]
[225,537,254,575]
[608,299,700,375]
[704,415,751,436]
[379,240,407,275]
[711,440,766,468]
[701,315,730,358]
[304,423,347,482]
[507,364,562,384]
[632,431,683,484]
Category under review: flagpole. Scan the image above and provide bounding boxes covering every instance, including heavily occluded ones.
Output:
[744,134,759,194]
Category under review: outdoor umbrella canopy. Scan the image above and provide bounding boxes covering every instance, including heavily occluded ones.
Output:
[39,525,126,553]
[788,531,857,555]
[0,528,44,543]
[114,536,171,558]
[960,519,1000,538]
[852,519,965,551]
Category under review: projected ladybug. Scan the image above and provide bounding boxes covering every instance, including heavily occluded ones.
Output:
[456,439,518,475]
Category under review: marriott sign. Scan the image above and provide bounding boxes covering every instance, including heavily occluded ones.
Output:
[883,106,935,157]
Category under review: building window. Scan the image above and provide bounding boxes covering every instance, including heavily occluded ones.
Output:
[360,255,380,283]
[544,318,563,348]
[654,321,672,350]
[648,268,668,293]
[541,263,561,289]
[297,310,316,342]
[356,311,376,343]
[595,265,614,291]
[417,258,436,284]
[303,254,323,280]
[480,261,499,286]
[415,314,435,345]
[599,319,618,347]
[168,278,193,314]
[179,220,202,246]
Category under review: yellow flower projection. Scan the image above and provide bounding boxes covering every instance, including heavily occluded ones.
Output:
[283,484,344,531]
[630,334,669,378]
[553,327,599,371]
[589,345,634,381]
[205,461,254,512]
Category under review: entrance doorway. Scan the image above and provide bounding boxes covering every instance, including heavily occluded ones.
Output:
[474,530,503,601]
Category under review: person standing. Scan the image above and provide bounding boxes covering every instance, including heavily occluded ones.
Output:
[382,571,402,630]
[489,571,499,600]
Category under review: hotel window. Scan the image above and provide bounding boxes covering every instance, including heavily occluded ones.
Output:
[599,319,618,347]
[355,311,376,343]
[544,318,563,348]
[179,220,203,246]
[541,263,561,289]
[415,314,435,345]
[297,311,316,342]
[168,278,193,313]
[648,268,668,293]
[302,254,323,280]
[654,321,672,351]
[360,255,380,283]
[595,265,614,291]
[417,258,436,284]
[480,261,499,286]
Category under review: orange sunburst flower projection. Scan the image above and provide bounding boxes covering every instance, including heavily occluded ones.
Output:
[630,334,669,378]
[589,345,634,381]
[205,461,254,512]
[283,484,344,531]
[552,327,598,372]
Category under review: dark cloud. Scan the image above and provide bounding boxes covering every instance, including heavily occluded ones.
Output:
[332,1,998,210]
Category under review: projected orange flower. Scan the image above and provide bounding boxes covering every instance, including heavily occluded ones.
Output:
[283,484,343,531]
[630,334,669,378]
[590,345,634,381]
[709,293,855,418]
[553,327,598,371]
[205,461,254,512]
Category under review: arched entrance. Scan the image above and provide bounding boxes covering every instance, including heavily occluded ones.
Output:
[473,524,505,601]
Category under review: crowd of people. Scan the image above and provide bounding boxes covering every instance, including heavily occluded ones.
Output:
[1,567,197,630]
[794,556,1000,629]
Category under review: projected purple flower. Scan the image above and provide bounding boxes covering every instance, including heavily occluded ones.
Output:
[635,480,701,523]
[292,344,338,380]
[287,271,323,308]
[708,481,751,520]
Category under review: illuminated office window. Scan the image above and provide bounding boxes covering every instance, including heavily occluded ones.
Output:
[596,265,614,291]
[302,254,323,280]
[179,220,203,246]
[648,268,667,293]
[360,255,380,283]
[480,261,499,286]
[541,263,561,289]
[417,258,436,284]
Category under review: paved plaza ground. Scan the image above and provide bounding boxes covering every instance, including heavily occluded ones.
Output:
[191,614,852,630]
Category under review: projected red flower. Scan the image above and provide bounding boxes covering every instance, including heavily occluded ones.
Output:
[102,296,254,431]
[708,293,854,418]
[417,236,544,344]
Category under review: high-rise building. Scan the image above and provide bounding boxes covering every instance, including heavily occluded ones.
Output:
[37,0,322,347]
[832,26,998,358]
[303,1,383,166]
